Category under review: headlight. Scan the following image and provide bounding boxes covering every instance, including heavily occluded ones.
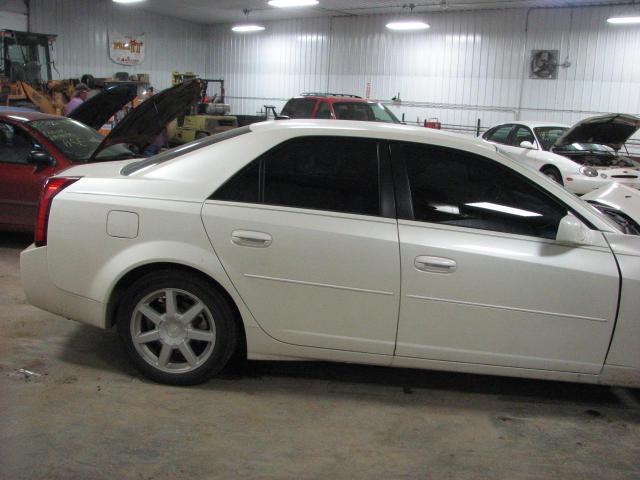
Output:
[580,166,599,177]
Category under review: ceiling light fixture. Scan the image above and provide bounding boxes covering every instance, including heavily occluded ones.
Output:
[386,21,430,31]
[232,9,265,33]
[607,16,640,24]
[268,0,319,8]
[112,0,146,4]
[232,24,266,32]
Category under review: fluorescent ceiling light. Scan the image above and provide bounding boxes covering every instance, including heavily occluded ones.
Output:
[268,0,319,7]
[607,16,640,24]
[112,0,145,4]
[386,21,430,31]
[232,24,266,32]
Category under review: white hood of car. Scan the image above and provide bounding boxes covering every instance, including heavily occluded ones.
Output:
[583,183,640,225]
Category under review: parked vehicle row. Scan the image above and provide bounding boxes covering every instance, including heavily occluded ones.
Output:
[0,80,201,231]
[20,120,640,387]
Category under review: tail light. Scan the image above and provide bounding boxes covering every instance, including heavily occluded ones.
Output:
[35,177,80,247]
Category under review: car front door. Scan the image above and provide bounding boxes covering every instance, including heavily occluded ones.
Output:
[0,121,56,230]
[201,136,400,355]
[391,142,620,374]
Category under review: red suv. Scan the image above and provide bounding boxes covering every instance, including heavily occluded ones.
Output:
[281,93,400,123]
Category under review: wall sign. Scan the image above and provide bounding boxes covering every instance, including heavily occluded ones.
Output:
[109,32,145,66]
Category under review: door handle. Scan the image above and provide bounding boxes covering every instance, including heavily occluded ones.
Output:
[231,230,272,248]
[414,255,457,273]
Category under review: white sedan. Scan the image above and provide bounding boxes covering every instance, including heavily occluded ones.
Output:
[482,114,640,194]
[20,120,640,387]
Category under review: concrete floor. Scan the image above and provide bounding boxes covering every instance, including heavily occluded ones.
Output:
[1,233,639,480]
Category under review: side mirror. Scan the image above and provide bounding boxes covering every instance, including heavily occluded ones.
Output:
[520,140,536,150]
[28,150,54,169]
[556,214,592,245]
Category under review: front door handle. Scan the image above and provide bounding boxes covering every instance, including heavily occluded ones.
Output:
[414,255,457,273]
[231,230,272,248]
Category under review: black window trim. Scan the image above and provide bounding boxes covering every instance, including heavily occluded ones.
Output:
[210,135,396,220]
[389,140,597,236]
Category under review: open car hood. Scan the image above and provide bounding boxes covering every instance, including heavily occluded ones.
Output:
[89,79,202,161]
[554,113,640,150]
[68,83,138,130]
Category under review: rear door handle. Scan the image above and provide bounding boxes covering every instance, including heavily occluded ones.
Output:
[414,255,457,273]
[231,230,272,248]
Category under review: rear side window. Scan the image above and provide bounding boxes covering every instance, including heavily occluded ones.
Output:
[483,125,514,145]
[212,137,380,216]
[395,143,568,239]
[281,99,316,119]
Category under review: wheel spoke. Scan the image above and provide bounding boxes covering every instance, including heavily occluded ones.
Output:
[165,289,178,316]
[157,343,173,367]
[139,305,163,325]
[178,342,198,367]
[134,330,161,344]
[186,328,215,342]
[179,301,204,326]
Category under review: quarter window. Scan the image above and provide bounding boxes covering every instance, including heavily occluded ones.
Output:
[396,143,568,239]
[212,137,381,217]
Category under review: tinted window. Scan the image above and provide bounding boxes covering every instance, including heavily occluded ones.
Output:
[398,143,568,239]
[511,126,535,146]
[0,122,34,164]
[212,137,380,216]
[484,125,514,144]
[534,126,568,151]
[281,98,316,119]
[264,137,379,215]
[316,102,331,119]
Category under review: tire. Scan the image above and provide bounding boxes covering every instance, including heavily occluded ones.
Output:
[116,270,238,385]
[541,166,563,186]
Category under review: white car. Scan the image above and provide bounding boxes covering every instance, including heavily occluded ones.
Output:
[20,120,640,387]
[482,114,640,195]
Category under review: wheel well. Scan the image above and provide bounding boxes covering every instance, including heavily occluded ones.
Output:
[540,164,563,184]
[106,262,247,359]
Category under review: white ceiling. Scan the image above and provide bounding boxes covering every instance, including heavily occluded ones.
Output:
[130,0,628,25]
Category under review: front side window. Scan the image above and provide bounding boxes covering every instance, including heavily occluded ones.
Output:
[534,126,568,151]
[281,98,317,119]
[484,125,514,145]
[511,126,536,147]
[316,102,331,119]
[332,102,400,124]
[396,143,568,239]
[0,122,35,164]
[213,137,380,217]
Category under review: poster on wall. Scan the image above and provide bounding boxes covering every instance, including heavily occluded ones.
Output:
[109,32,145,66]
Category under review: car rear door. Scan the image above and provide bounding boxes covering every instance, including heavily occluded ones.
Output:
[391,141,620,374]
[0,121,55,230]
[201,136,400,355]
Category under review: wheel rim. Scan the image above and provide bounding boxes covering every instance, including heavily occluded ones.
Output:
[130,288,216,374]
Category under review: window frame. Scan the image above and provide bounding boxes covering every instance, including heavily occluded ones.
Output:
[210,135,396,219]
[389,140,595,239]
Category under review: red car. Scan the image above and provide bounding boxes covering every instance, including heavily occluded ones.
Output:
[281,93,401,123]
[0,80,200,232]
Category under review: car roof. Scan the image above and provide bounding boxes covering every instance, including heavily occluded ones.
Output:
[289,95,375,104]
[489,121,571,129]
[250,119,495,152]
[0,109,61,122]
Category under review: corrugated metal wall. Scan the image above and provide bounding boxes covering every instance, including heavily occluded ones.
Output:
[29,0,209,90]
[208,5,640,133]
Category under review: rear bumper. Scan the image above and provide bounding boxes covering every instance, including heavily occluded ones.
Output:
[20,244,107,329]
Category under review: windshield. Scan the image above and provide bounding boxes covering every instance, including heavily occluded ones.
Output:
[333,102,400,124]
[28,118,135,162]
[533,127,568,151]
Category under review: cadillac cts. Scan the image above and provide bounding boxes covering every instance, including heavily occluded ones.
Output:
[21,120,640,386]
